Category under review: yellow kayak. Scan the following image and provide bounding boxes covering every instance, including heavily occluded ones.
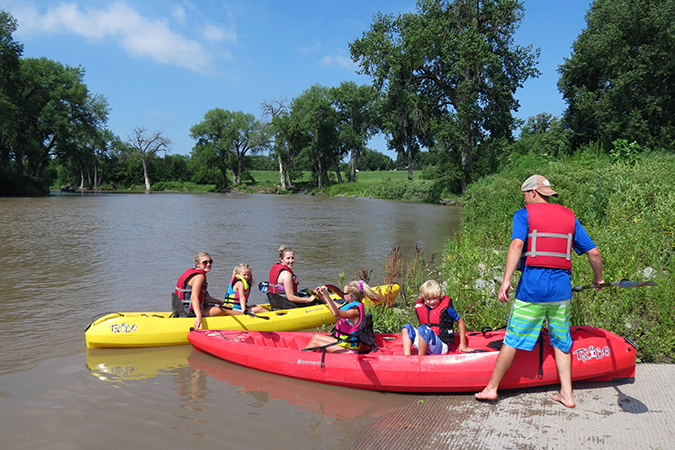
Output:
[85,284,399,348]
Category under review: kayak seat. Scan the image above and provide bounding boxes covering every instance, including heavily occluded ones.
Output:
[303,312,378,369]
[171,293,196,318]
[267,292,324,310]
[171,293,187,318]
[487,339,503,351]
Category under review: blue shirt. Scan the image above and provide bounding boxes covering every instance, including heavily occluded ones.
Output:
[511,207,596,302]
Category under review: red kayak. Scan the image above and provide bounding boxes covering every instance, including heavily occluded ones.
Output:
[188,326,636,393]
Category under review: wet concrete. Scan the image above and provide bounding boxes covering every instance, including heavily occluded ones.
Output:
[350,364,674,450]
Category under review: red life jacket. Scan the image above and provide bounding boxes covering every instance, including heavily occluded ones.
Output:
[415,296,455,344]
[175,268,207,310]
[523,203,575,270]
[268,263,298,295]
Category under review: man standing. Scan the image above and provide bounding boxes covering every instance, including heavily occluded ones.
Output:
[475,175,604,407]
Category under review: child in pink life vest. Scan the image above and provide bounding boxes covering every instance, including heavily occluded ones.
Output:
[303,280,383,354]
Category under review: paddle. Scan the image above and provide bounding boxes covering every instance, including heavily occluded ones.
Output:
[204,302,270,320]
[259,281,344,304]
[323,284,345,298]
[572,278,658,292]
[258,281,270,293]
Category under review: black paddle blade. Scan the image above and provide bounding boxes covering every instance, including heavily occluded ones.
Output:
[245,310,270,320]
[618,279,659,289]
[258,281,269,293]
[573,278,659,292]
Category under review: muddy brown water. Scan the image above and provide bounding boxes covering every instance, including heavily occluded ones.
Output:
[0,192,461,449]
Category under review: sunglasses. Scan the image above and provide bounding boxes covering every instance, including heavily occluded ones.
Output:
[201,259,213,265]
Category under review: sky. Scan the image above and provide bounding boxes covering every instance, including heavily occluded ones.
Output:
[0,0,592,158]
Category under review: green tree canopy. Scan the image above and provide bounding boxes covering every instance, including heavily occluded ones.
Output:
[558,0,675,152]
[329,81,380,182]
[288,85,340,189]
[189,108,265,188]
[351,0,540,190]
[0,9,23,189]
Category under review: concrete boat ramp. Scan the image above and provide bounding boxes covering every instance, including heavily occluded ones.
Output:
[350,364,674,450]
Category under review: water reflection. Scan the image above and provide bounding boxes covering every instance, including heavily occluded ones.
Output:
[186,349,400,420]
[86,345,192,383]
[84,345,401,421]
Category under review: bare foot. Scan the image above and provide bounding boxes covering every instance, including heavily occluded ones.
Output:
[550,392,575,408]
[475,387,498,401]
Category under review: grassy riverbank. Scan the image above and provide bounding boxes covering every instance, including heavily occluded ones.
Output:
[238,170,442,203]
[381,152,674,363]
[146,170,445,203]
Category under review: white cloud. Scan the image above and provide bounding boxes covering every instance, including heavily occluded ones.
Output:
[321,53,356,69]
[202,24,236,43]
[297,41,321,54]
[171,4,186,24]
[6,1,237,73]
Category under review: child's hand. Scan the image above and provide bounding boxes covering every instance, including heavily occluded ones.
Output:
[459,345,473,353]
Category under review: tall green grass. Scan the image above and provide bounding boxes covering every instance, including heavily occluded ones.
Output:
[435,153,675,363]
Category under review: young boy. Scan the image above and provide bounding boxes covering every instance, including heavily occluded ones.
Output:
[402,280,472,355]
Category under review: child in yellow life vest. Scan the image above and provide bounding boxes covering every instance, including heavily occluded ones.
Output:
[224,264,267,314]
[402,280,472,355]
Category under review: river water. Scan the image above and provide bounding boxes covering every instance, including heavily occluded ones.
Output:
[0,192,461,450]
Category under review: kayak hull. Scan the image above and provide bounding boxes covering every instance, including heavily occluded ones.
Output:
[84,305,333,348]
[188,326,636,393]
[85,284,399,348]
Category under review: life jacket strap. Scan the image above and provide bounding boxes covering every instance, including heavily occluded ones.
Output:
[523,230,573,260]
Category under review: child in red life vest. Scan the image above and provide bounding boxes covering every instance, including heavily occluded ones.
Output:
[402,280,472,355]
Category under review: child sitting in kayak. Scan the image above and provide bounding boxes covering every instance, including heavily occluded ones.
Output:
[223,264,268,315]
[303,280,383,354]
[402,280,472,355]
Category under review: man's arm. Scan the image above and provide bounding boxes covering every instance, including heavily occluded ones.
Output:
[498,239,524,303]
[586,247,604,285]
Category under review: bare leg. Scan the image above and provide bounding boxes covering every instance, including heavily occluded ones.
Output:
[475,344,517,401]
[402,328,413,355]
[303,334,331,349]
[205,306,236,317]
[418,337,429,356]
[550,347,575,408]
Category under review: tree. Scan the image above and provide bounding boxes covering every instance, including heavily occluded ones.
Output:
[288,85,340,190]
[0,10,111,196]
[329,82,380,182]
[0,9,23,193]
[270,109,308,189]
[261,98,291,190]
[558,0,675,152]
[351,0,540,190]
[356,148,393,171]
[11,57,108,194]
[190,108,265,188]
[123,127,170,191]
[382,82,431,181]
[59,127,116,190]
